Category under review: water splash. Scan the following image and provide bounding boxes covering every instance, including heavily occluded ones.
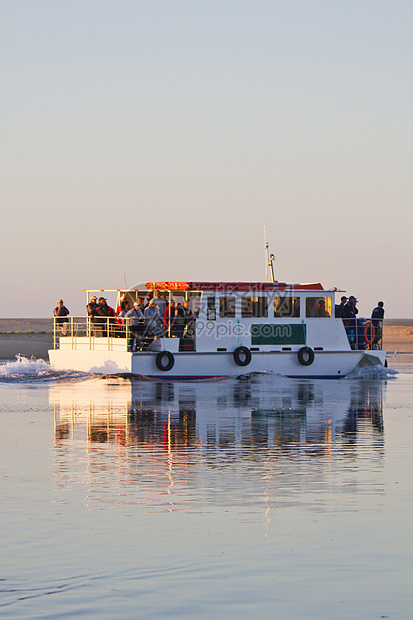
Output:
[346,364,397,380]
[0,355,91,383]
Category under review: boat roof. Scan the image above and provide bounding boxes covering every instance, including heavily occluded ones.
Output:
[83,281,329,293]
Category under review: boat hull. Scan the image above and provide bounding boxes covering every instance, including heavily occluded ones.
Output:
[48,347,386,379]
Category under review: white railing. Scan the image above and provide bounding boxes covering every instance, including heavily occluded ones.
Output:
[343,318,384,350]
[53,316,129,350]
[53,316,196,352]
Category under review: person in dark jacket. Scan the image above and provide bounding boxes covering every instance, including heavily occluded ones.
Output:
[94,297,111,337]
[371,301,385,347]
[345,296,359,318]
[182,299,196,337]
[174,302,185,339]
[335,296,348,318]
[343,296,359,348]
[53,299,70,336]
[86,296,98,334]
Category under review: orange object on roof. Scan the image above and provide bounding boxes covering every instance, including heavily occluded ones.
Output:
[146,282,190,291]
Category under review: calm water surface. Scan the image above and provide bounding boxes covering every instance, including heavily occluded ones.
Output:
[0,358,412,619]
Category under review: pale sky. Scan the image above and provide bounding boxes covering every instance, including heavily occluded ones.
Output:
[1,0,412,318]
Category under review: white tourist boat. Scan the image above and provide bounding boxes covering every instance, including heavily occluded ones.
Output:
[49,278,386,379]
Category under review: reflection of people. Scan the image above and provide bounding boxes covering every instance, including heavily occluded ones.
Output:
[53,299,70,336]
[316,299,329,317]
[371,301,385,348]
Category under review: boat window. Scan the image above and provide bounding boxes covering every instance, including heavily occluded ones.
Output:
[219,296,236,318]
[274,296,300,318]
[241,296,268,318]
[306,297,332,318]
[207,296,216,320]
[188,292,202,317]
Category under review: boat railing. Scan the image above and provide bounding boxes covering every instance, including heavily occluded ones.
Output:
[343,317,384,350]
[53,316,130,350]
[53,316,196,352]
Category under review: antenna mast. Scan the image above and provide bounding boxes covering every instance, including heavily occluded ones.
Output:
[264,227,276,283]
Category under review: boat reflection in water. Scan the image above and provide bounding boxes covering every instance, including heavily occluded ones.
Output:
[51,375,384,511]
[51,375,384,448]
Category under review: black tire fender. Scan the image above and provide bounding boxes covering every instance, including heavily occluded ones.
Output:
[297,346,315,366]
[233,346,252,367]
[156,351,175,371]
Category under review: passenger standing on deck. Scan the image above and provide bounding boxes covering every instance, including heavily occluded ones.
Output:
[182,299,196,337]
[107,301,116,336]
[115,297,128,335]
[144,294,153,309]
[174,302,185,339]
[344,296,359,349]
[116,296,128,323]
[94,297,111,337]
[144,299,161,339]
[335,296,348,318]
[371,301,385,348]
[87,296,98,335]
[87,296,98,316]
[125,302,144,351]
[135,298,146,343]
[153,290,166,317]
[53,299,70,336]
[117,300,131,337]
[163,299,176,335]
[343,296,358,320]
[117,300,130,323]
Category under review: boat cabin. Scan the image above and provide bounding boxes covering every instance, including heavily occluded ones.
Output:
[81,281,344,353]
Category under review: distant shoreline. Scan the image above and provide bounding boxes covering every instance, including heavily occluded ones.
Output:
[0,318,53,333]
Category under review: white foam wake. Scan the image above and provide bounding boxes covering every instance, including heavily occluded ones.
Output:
[346,364,398,380]
[0,355,50,376]
[0,355,90,382]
